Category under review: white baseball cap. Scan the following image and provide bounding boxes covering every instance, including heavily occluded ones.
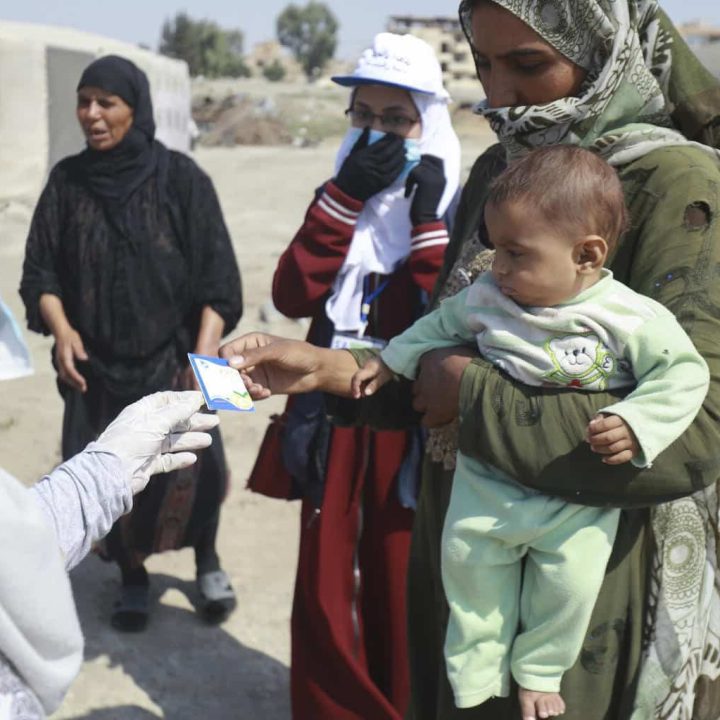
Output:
[332,33,449,100]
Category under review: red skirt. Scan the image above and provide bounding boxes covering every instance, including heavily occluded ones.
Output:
[291,424,415,719]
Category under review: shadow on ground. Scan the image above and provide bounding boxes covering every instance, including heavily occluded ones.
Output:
[64,558,290,720]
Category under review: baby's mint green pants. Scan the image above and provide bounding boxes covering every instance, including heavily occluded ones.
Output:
[442,453,620,709]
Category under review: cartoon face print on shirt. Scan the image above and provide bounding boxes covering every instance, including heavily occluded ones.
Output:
[543,333,617,389]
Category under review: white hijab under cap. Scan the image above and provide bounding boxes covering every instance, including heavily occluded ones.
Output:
[0,298,82,714]
[326,33,461,334]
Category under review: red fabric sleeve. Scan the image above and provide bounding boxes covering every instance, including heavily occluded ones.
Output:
[272,182,364,318]
[407,220,449,295]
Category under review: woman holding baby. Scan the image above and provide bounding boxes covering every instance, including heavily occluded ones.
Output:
[225,1,720,717]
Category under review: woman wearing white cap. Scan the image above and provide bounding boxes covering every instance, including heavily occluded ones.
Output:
[0,298,217,719]
[248,32,460,719]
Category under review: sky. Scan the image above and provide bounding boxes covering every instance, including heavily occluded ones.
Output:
[1,0,719,60]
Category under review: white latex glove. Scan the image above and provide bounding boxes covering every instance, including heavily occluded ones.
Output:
[94,391,219,494]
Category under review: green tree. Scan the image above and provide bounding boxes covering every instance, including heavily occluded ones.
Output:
[263,59,287,82]
[160,12,251,78]
[276,2,338,80]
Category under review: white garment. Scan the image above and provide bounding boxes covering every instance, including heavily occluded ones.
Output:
[0,296,75,715]
[0,392,216,716]
[0,447,134,717]
[0,467,83,715]
[0,292,215,716]
[325,34,461,333]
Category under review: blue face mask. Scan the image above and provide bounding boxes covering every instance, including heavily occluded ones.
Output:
[347,127,421,182]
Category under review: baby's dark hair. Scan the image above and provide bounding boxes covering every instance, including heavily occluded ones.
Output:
[487,145,629,252]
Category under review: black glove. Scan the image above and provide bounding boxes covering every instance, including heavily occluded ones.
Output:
[334,127,406,202]
[405,154,446,226]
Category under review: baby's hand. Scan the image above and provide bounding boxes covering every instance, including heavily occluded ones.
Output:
[351,357,393,399]
[586,413,640,465]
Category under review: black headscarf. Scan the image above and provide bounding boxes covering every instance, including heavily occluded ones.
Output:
[76,55,161,223]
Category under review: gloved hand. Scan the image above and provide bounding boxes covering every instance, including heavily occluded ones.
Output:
[94,391,219,494]
[405,155,447,226]
[334,127,406,201]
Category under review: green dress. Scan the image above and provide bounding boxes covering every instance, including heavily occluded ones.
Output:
[336,142,720,719]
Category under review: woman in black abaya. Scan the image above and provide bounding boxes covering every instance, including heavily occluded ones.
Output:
[20,55,243,632]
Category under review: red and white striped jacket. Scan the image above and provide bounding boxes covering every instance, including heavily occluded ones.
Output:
[273,180,451,340]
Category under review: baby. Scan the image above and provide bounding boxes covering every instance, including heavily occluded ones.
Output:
[352,145,710,720]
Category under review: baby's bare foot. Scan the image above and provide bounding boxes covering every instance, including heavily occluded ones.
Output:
[518,687,566,719]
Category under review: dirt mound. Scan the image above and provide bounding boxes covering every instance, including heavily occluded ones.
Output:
[195,95,292,147]
[190,78,489,149]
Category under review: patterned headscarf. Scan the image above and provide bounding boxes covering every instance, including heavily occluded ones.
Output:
[460,0,720,165]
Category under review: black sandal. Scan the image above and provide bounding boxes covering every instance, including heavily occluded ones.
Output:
[111,584,150,632]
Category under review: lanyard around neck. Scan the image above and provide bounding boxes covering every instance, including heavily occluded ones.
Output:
[360,274,391,326]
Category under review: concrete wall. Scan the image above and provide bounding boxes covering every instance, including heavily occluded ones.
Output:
[46,46,95,171]
[0,38,48,200]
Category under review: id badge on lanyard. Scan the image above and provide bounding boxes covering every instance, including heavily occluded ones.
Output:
[330,274,389,351]
[330,332,386,351]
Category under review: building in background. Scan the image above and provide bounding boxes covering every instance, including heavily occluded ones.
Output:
[384,15,720,91]
[0,21,190,202]
[386,16,476,85]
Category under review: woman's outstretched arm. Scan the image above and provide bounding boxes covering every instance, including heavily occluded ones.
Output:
[221,333,359,398]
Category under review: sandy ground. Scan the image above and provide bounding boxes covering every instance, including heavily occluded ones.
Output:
[0,120,494,719]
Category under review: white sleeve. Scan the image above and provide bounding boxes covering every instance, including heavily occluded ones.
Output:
[29,444,133,571]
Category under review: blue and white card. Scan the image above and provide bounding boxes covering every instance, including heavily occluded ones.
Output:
[188,353,255,412]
